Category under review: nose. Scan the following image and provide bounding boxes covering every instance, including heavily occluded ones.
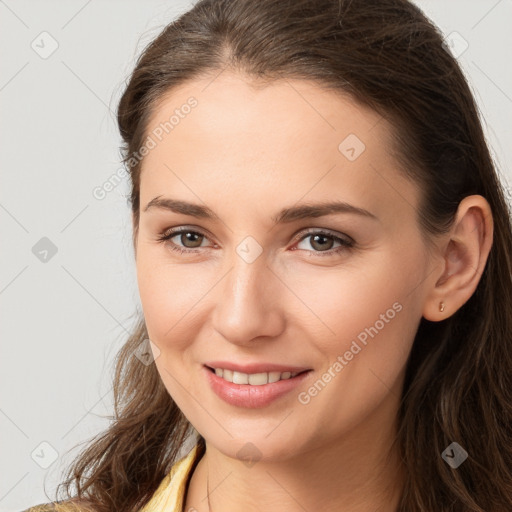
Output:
[211,250,285,346]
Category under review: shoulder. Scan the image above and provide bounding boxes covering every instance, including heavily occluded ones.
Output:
[19,499,94,512]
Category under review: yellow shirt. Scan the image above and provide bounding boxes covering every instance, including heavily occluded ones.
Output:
[140,443,202,512]
[20,443,202,512]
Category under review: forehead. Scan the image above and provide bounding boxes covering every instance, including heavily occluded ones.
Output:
[139,72,419,225]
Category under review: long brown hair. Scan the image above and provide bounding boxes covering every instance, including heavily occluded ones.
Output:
[56,0,512,510]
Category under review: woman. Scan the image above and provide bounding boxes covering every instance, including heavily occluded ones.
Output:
[24,0,512,510]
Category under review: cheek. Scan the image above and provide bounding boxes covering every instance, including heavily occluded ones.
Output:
[286,251,413,351]
[294,247,424,421]
[136,252,216,349]
[136,254,210,403]
[297,247,418,353]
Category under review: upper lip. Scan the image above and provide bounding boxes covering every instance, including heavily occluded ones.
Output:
[204,361,312,374]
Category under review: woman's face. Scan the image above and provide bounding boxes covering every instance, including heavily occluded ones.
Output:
[135,72,436,461]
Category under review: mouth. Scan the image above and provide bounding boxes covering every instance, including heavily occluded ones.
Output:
[204,364,312,385]
[203,364,313,408]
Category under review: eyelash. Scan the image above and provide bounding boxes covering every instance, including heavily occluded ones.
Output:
[156,227,354,257]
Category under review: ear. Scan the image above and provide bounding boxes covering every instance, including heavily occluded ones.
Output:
[422,195,494,321]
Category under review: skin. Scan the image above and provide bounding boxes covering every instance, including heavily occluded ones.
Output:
[134,71,493,512]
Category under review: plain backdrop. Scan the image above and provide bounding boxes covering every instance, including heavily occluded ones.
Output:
[1,1,511,510]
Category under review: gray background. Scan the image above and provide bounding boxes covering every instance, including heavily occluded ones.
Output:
[1,1,511,510]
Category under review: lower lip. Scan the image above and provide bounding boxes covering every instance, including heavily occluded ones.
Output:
[203,365,312,408]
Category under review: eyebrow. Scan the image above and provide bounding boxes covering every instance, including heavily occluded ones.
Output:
[143,196,378,224]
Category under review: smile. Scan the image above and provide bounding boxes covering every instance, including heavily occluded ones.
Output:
[208,366,303,385]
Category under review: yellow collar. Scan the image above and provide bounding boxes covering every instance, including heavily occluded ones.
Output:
[139,443,202,512]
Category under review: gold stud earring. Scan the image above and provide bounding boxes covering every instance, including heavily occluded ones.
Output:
[439,301,445,312]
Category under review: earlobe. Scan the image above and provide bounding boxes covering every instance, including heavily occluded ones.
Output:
[422,195,493,322]
[423,295,450,322]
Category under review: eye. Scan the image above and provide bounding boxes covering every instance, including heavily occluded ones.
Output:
[292,229,354,257]
[156,227,354,257]
[156,227,213,255]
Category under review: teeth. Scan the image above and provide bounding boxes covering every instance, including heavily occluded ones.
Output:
[268,371,281,383]
[233,371,248,384]
[212,368,300,385]
[249,372,268,385]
